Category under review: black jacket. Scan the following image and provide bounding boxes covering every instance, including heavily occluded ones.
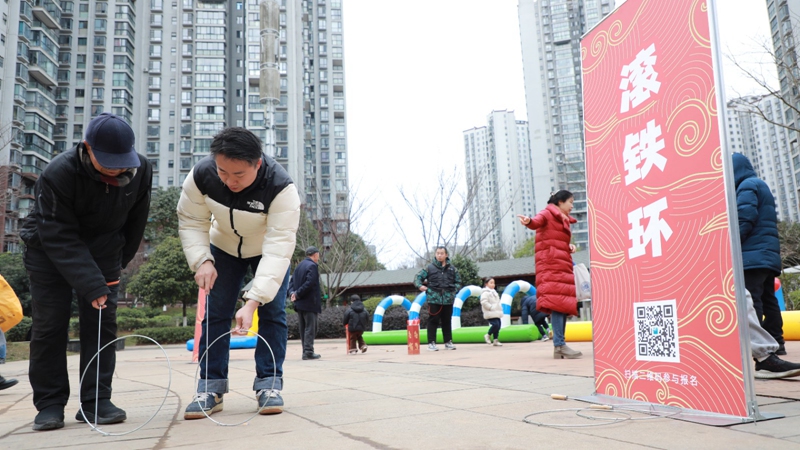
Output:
[343,300,370,332]
[291,257,321,313]
[20,146,152,303]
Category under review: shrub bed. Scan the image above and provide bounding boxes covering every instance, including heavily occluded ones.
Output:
[131,327,195,345]
[6,316,31,342]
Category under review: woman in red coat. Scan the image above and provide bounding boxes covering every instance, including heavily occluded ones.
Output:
[517,190,582,359]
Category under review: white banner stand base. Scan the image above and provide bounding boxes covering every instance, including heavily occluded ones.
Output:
[574,394,783,427]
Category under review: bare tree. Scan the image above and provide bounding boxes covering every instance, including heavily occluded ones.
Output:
[389,167,514,262]
[727,29,800,134]
[298,184,385,307]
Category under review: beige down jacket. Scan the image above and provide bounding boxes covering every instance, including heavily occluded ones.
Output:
[480,288,503,320]
[177,155,301,304]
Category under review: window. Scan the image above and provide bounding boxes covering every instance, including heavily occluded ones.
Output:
[146,142,160,154]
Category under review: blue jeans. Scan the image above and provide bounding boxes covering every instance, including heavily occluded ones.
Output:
[0,328,6,360]
[487,318,501,340]
[197,245,289,394]
[551,311,567,347]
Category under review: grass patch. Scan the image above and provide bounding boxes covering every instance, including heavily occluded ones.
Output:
[6,342,30,362]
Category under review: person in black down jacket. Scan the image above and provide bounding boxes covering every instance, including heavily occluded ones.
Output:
[343,295,370,354]
[733,153,785,354]
[20,113,152,431]
[291,247,322,360]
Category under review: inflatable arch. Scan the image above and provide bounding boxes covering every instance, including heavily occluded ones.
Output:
[452,285,483,330]
[371,295,412,332]
[500,281,535,328]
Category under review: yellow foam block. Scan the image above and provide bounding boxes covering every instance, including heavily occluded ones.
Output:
[783,311,800,341]
[559,311,800,342]
[565,321,593,342]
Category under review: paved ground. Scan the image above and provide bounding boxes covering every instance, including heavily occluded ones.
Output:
[1,338,800,449]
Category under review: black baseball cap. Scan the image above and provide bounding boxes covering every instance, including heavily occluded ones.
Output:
[84,112,140,169]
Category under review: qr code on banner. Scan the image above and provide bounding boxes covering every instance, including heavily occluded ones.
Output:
[634,300,680,363]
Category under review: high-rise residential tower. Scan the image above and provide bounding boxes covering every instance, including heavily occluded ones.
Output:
[726,95,799,222]
[0,0,350,252]
[135,0,349,231]
[0,0,64,252]
[765,0,800,210]
[518,0,614,248]
[464,110,535,257]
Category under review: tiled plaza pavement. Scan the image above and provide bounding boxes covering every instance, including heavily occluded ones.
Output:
[1,338,800,449]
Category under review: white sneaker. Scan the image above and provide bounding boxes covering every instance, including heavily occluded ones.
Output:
[427,342,438,351]
[484,334,492,344]
[493,339,503,347]
[541,335,550,342]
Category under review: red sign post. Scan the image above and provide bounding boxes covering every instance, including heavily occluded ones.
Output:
[407,319,420,355]
[582,0,761,421]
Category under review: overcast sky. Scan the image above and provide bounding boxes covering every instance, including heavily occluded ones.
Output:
[342,0,773,268]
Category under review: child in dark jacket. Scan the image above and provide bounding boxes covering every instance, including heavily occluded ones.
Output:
[343,295,370,354]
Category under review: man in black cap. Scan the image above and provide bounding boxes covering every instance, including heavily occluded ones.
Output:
[20,112,152,431]
[290,247,322,360]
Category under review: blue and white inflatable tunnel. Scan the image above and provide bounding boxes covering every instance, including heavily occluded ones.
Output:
[500,281,534,328]
[371,295,412,333]
[452,285,483,330]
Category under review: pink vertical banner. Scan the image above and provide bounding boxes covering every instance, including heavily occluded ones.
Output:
[192,288,206,363]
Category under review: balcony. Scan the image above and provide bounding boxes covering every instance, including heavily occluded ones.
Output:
[32,0,63,29]
[28,60,58,87]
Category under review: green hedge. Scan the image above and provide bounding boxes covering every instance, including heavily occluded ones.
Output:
[131,327,195,345]
[6,316,32,342]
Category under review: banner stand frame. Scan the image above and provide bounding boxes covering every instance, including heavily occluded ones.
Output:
[573,394,782,427]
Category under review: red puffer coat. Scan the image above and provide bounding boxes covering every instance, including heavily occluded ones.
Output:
[525,204,578,316]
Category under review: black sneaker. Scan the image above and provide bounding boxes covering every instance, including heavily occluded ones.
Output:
[0,375,18,391]
[302,353,321,360]
[754,354,800,379]
[76,399,127,424]
[776,344,787,356]
[33,405,65,431]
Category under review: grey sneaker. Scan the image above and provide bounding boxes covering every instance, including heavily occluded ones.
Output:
[256,389,284,415]
[184,392,223,420]
[444,341,457,350]
[427,342,438,351]
[541,335,550,342]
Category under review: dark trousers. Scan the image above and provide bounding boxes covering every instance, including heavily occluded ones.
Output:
[28,270,119,411]
[427,304,453,344]
[487,318,501,340]
[297,310,318,355]
[744,268,784,346]
[533,317,549,337]
[348,330,365,350]
[197,245,289,394]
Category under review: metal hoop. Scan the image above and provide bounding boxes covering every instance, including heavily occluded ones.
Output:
[522,408,630,428]
[575,408,632,422]
[192,328,277,427]
[78,334,172,436]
